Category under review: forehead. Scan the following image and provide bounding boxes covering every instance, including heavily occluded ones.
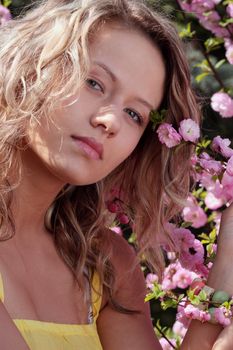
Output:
[89,22,166,110]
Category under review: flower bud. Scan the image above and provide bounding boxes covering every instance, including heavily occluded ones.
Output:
[190,279,205,295]
[211,291,231,304]
[208,307,218,324]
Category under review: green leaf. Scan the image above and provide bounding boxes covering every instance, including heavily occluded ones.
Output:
[128,232,136,244]
[198,290,208,302]
[220,18,233,27]
[205,37,224,53]
[179,22,196,39]
[209,228,217,241]
[198,233,210,241]
[145,293,156,302]
[195,60,211,71]
[181,221,192,228]
[195,72,211,83]
[150,109,167,131]
[223,0,233,5]
[215,59,226,69]
[161,298,178,310]
[3,0,11,7]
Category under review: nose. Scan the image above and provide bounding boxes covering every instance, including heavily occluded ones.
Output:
[90,105,121,137]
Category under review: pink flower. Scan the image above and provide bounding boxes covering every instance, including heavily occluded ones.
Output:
[204,180,226,209]
[180,239,204,271]
[176,299,191,328]
[117,213,129,224]
[146,273,158,289]
[184,304,211,322]
[222,171,233,202]
[110,226,122,235]
[162,263,178,291]
[214,307,231,327]
[0,5,11,26]
[173,320,188,338]
[225,38,233,50]
[171,227,195,252]
[189,0,216,14]
[198,10,228,37]
[159,338,176,350]
[161,276,176,291]
[182,196,208,228]
[179,119,200,143]
[211,92,233,118]
[211,136,233,158]
[195,262,209,278]
[156,123,182,148]
[199,171,215,189]
[226,156,233,176]
[205,190,225,210]
[172,267,194,289]
[199,152,223,175]
[184,304,201,319]
[191,154,198,166]
[227,3,233,18]
[226,45,233,65]
[107,201,121,213]
[199,310,211,322]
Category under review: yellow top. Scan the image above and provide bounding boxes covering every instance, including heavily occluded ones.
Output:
[0,272,103,350]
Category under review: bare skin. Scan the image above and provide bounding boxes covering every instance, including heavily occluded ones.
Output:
[2,20,232,350]
[0,23,165,349]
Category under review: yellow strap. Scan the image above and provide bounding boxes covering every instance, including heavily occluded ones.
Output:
[91,271,102,321]
[0,273,4,303]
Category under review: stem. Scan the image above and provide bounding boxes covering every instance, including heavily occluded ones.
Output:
[175,0,226,90]
[154,323,177,349]
[199,44,226,90]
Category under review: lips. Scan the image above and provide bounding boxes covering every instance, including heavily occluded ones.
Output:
[71,135,103,160]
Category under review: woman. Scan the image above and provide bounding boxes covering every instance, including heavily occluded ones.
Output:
[0,0,232,349]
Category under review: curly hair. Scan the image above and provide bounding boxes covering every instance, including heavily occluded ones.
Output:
[0,0,201,313]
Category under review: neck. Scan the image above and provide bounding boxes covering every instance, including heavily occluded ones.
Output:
[9,148,66,241]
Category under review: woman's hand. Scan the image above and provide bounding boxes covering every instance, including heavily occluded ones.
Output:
[212,322,233,350]
[207,203,233,350]
[206,203,233,293]
[180,204,233,350]
[215,203,233,258]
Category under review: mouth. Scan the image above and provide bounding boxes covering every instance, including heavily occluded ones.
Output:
[71,135,103,160]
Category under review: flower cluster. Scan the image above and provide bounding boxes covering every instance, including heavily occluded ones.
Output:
[0,4,11,26]
[178,0,229,38]
[147,274,233,346]
[178,0,233,119]
[106,187,130,225]
[156,117,233,210]
[211,92,233,118]
[156,118,200,148]
[147,109,232,347]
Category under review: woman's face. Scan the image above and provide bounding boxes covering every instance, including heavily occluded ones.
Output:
[26,23,166,185]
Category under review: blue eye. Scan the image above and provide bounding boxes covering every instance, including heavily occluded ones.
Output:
[124,108,143,125]
[86,79,104,92]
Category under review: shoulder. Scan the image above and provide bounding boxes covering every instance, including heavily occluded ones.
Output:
[103,228,138,278]
[101,228,146,308]
[96,230,161,350]
[104,228,136,266]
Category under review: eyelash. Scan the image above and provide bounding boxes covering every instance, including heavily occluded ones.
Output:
[86,78,104,93]
[86,78,144,125]
[123,108,144,125]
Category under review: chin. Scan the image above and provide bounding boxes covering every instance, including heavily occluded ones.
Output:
[53,169,106,186]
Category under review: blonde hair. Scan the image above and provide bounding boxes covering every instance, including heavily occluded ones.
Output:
[0,0,200,312]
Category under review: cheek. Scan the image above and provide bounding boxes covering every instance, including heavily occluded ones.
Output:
[110,132,142,166]
[27,122,63,163]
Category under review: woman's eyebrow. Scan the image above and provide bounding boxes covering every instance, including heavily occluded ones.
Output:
[93,60,155,111]
[93,61,117,82]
